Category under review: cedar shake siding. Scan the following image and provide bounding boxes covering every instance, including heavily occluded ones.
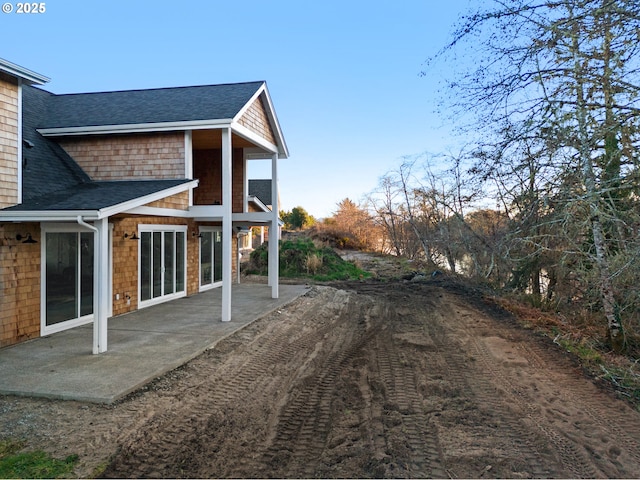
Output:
[145,190,190,210]
[110,215,200,317]
[111,191,194,317]
[0,223,41,347]
[58,132,185,181]
[0,73,19,208]
[238,96,276,145]
[193,147,245,212]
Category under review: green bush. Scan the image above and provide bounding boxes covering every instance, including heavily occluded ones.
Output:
[245,238,370,281]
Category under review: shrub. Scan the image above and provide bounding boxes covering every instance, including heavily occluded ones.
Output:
[305,253,323,275]
[245,238,369,281]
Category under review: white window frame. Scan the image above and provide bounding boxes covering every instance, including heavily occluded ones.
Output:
[137,224,188,309]
[199,226,223,292]
[40,223,114,335]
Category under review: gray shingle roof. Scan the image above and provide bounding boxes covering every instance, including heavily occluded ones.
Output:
[21,85,92,201]
[39,81,265,129]
[248,179,272,206]
[3,79,269,214]
[0,84,193,214]
[4,179,192,211]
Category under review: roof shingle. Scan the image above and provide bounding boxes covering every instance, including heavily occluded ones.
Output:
[4,179,193,212]
[39,81,264,129]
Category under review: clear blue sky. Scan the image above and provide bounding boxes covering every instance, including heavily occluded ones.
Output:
[1,0,471,218]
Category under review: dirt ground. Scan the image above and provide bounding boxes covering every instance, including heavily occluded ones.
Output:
[3,255,640,478]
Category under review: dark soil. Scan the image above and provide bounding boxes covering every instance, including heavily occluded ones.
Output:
[2,256,640,478]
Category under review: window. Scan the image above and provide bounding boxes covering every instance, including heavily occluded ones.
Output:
[199,228,222,290]
[44,231,94,326]
[139,226,187,307]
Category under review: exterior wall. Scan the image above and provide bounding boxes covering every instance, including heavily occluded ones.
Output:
[232,150,244,213]
[0,73,19,208]
[58,132,185,181]
[112,215,240,317]
[0,223,41,347]
[146,191,190,210]
[193,149,221,205]
[111,215,199,317]
[112,191,195,316]
[193,148,245,212]
[238,96,276,145]
[248,202,264,213]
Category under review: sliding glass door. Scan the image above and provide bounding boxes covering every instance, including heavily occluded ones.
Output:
[139,226,187,307]
[44,231,94,329]
[199,228,222,290]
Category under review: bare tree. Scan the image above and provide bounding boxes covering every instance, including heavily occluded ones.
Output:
[427,0,640,350]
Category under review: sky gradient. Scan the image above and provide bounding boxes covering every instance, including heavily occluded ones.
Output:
[1,0,471,218]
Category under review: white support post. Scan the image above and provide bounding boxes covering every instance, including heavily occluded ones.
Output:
[221,128,233,322]
[17,78,23,205]
[269,154,279,299]
[243,150,249,213]
[184,131,193,206]
[92,217,109,354]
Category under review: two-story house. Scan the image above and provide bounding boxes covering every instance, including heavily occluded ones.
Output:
[0,58,287,354]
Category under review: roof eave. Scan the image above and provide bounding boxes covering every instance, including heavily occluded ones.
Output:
[247,195,271,213]
[0,58,49,85]
[0,180,198,221]
[37,119,233,137]
[259,85,289,159]
[0,210,100,222]
[99,179,199,218]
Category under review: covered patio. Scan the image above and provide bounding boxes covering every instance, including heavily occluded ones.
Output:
[0,284,309,404]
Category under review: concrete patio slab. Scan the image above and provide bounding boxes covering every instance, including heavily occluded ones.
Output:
[0,284,310,404]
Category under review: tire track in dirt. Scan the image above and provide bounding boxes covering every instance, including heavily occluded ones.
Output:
[410,287,560,478]
[518,339,640,475]
[95,279,640,479]
[445,290,640,478]
[7,275,640,479]
[467,333,598,478]
[375,328,447,478]
[259,293,379,478]
[103,288,355,478]
[341,282,559,478]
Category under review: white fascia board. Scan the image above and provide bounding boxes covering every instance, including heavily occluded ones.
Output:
[259,86,289,159]
[231,122,279,154]
[189,204,226,220]
[0,211,99,222]
[247,195,270,213]
[37,119,232,137]
[232,82,266,122]
[0,180,198,221]
[123,206,192,217]
[0,57,50,84]
[232,83,289,159]
[232,212,276,223]
[98,180,198,218]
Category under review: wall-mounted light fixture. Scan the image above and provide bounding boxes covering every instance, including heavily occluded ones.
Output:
[192,231,202,238]
[16,233,38,244]
[123,232,139,240]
